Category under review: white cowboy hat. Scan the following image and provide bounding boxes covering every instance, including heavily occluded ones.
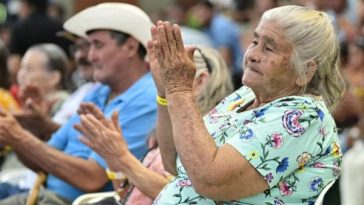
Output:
[63,3,153,49]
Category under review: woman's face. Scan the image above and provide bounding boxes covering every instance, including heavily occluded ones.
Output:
[242,21,298,97]
[17,50,55,94]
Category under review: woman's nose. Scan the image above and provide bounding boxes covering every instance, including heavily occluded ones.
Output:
[246,46,261,63]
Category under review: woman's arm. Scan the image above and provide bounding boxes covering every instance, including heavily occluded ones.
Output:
[153,21,268,200]
[108,151,169,199]
[75,103,170,198]
[148,26,177,174]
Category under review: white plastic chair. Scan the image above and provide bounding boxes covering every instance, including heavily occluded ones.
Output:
[72,191,118,205]
[0,168,37,189]
[314,180,336,205]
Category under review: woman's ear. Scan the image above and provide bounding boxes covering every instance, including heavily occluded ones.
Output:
[49,70,61,88]
[296,60,318,86]
[193,70,210,96]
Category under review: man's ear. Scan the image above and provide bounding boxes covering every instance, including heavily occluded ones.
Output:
[123,37,140,58]
[296,60,318,86]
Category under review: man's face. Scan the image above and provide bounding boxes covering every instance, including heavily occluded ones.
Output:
[72,38,93,82]
[87,30,129,86]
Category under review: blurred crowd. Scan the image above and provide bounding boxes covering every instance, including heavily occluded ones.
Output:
[0,0,362,205]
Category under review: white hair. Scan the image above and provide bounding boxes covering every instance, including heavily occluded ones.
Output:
[262,5,345,109]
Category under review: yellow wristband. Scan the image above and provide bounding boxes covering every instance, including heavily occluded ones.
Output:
[106,168,127,181]
[156,95,168,106]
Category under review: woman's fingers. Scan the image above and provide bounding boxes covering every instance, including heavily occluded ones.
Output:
[173,24,185,53]
[157,23,170,58]
[165,22,178,55]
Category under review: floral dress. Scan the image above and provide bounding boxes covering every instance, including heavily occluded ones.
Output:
[153,86,341,205]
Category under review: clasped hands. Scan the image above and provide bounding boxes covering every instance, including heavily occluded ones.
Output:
[148,21,197,97]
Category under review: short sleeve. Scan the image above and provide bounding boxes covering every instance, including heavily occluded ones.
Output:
[48,118,73,150]
[226,97,336,188]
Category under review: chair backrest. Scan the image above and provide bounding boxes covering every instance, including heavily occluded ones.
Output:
[314,180,336,205]
[0,168,36,188]
[72,191,117,205]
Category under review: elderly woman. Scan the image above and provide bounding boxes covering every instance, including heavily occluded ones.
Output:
[75,46,234,204]
[150,5,344,204]
[17,43,69,117]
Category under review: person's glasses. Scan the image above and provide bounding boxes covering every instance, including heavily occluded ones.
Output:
[69,41,90,55]
[196,48,212,73]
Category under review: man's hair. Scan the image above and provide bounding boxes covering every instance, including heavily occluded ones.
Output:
[109,30,147,60]
[260,5,345,109]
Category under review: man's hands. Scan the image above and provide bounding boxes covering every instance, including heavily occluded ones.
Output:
[74,103,129,165]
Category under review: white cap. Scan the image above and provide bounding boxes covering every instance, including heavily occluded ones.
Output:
[63,3,153,49]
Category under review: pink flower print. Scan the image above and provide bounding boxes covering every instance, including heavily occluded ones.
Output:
[296,152,312,168]
[282,110,305,137]
[209,108,217,115]
[319,127,328,137]
[279,181,293,196]
[271,133,283,149]
[313,162,326,168]
[177,179,192,187]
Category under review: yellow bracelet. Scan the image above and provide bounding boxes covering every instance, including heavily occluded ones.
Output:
[105,168,127,181]
[156,95,168,106]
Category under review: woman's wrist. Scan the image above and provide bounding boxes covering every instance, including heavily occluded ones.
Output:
[157,95,168,106]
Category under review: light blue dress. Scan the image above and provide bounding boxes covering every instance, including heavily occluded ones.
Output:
[154,86,341,205]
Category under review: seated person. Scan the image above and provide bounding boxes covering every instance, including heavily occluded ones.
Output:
[0,3,157,205]
[75,46,234,204]
[17,43,70,117]
[152,5,344,204]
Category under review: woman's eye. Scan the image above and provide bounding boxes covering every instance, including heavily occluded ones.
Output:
[266,47,273,51]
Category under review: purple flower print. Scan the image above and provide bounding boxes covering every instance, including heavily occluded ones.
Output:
[309,177,323,192]
[282,110,305,137]
[279,181,293,196]
[265,173,274,183]
[271,133,283,149]
[240,128,254,140]
[276,157,289,173]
